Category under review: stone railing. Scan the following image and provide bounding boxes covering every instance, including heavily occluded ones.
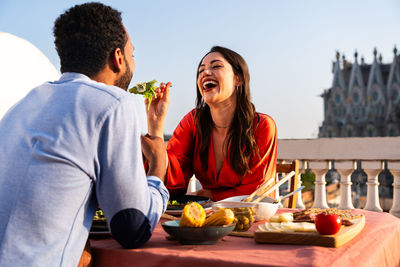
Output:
[277,137,400,218]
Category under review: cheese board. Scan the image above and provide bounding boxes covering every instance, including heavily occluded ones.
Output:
[254,215,365,248]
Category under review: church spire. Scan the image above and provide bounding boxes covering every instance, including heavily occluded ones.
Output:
[332,51,346,90]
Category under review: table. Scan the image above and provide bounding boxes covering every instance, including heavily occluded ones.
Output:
[89,209,400,267]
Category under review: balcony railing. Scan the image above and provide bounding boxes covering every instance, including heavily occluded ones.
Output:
[277,137,400,218]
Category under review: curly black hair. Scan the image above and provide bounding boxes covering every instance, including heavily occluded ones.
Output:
[53,2,127,77]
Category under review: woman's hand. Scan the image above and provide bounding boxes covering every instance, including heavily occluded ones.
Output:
[146,82,172,139]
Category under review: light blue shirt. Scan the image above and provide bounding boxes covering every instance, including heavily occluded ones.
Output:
[0,73,169,266]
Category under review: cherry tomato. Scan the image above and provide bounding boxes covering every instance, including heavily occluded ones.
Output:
[315,212,342,235]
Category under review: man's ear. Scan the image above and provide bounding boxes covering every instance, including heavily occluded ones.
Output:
[111,48,124,73]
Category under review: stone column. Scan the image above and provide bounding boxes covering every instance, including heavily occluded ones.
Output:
[310,161,330,209]
[388,161,400,218]
[336,160,356,210]
[295,160,306,209]
[363,161,383,212]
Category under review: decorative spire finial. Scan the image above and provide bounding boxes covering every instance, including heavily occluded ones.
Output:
[373,47,377,57]
[336,51,340,61]
[379,53,383,63]
[342,54,347,68]
[394,45,398,56]
[354,50,358,59]
[361,55,365,65]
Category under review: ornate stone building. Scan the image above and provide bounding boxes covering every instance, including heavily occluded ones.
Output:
[319,47,400,137]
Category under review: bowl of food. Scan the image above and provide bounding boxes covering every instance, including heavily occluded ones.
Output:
[161,220,235,245]
[212,202,257,232]
[162,202,236,245]
[217,195,279,222]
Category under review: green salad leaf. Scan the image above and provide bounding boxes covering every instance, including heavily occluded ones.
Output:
[128,80,157,110]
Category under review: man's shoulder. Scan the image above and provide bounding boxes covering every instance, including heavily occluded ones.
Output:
[56,72,130,101]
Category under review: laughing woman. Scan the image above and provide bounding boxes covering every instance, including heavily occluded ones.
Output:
[147,46,277,201]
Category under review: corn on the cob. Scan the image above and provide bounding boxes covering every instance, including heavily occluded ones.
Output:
[179,202,206,227]
[203,208,235,227]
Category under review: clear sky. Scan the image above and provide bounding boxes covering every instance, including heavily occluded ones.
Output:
[1,0,399,138]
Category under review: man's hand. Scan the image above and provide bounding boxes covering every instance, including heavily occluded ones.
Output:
[145,82,172,139]
[141,134,167,182]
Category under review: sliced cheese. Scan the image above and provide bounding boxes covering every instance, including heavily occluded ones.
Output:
[258,224,268,232]
[260,212,316,233]
[258,222,317,233]
[269,213,294,223]
[278,212,294,222]
[269,215,280,222]
[267,222,284,232]
[292,222,316,232]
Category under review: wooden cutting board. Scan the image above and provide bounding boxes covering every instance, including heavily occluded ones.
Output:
[253,215,365,248]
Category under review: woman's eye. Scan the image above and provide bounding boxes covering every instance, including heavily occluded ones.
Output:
[198,69,204,74]
[212,65,222,69]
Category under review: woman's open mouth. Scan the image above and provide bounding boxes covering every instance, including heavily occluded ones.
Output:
[202,80,218,91]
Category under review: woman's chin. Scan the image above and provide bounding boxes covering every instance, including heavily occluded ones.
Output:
[202,93,217,104]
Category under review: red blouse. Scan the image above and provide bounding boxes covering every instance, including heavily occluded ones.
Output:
[166,109,277,201]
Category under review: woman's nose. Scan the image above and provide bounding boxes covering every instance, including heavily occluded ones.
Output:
[202,67,212,75]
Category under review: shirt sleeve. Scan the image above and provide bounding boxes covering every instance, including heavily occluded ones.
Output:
[165,111,196,195]
[95,95,169,248]
[210,114,278,201]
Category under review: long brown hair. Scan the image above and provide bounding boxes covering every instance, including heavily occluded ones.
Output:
[195,46,259,176]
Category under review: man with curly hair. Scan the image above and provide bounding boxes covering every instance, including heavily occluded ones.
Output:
[0,2,171,266]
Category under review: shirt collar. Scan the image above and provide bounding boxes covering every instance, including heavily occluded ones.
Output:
[57,72,92,84]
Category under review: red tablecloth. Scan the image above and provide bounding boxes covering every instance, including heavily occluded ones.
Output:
[90,209,400,267]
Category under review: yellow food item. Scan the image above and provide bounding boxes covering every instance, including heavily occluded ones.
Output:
[269,215,280,223]
[279,213,294,222]
[269,212,294,223]
[179,202,206,227]
[204,208,235,227]
[231,207,256,231]
[258,221,316,232]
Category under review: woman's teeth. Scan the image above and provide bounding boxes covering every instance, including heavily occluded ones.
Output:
[203,81,217,89]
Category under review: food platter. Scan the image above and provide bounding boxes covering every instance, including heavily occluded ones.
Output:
[254,211,365,248]
[166,195,213,216]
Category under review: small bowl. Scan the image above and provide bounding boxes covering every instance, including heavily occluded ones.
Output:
[217,195,279,221]
[253,197,279,221]
[212,202,257,232]
[161,220,235,245]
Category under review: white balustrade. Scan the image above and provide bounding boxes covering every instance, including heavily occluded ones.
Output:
[276,137,400,217]
[388,161,400,218]
[295,160,306,209]
[362,161,383,212]
[309,161,330,209]
[336,160,356,210]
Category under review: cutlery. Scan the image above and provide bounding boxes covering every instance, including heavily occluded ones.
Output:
[272,186,305,204]
[252,171,295,203]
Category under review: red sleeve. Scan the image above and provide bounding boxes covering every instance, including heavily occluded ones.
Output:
[165,110,196,195]
[210,114,278,201]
